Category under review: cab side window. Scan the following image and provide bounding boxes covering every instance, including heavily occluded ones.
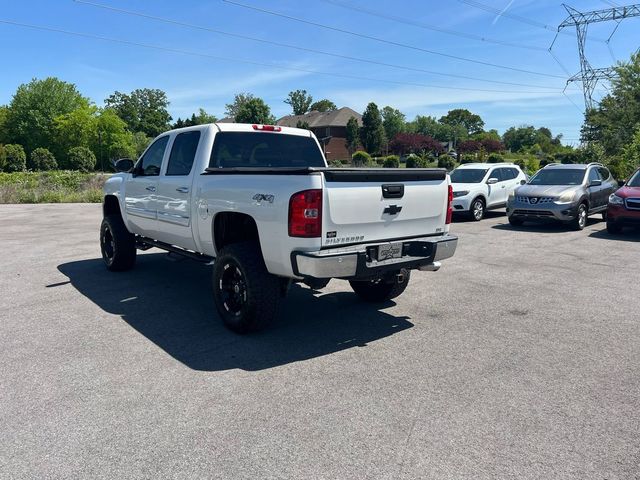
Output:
[588,168,601,184]
[166,131,201,176]
[137,136,169,176]
[598,167,611,180]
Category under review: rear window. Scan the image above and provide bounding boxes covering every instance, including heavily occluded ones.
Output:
[209,132,325,168]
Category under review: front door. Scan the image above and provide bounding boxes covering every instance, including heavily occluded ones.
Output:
[156,130,202,250]
[586,167,605,210]
[487,168,506,206]
[124,136,170,237]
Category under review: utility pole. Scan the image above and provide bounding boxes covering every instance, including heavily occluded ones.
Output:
[555,3,640,111]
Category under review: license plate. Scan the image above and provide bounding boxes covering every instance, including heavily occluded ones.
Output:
[377,242,403,261]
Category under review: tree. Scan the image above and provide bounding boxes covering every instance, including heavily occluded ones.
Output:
[29,148,57,171]
[382,107,406,143]
[285,89,313,115]
[439,108,485,136]
[360,102,385,154]
[105,88,172,137]
[389,133,442,156]
[480,139,505,153]
[296,120,310,130]
[225,93,255,118]
[409,115,465,143]
[457,140,482,154]
[64,146,96,172]
[0,145,5,172]
[345,116,360,155]
[175,108,217,128]
[132,131,151,157]
[94,109,136,164]
[309,99,337,112]
[235,97,275,124]
[52,105,98,161]
[622,126,640,175]
[581,52,640,155]
[502,125,538,152]
[4,144,26,172]
[0,105,8,144]
[6,77,89,154]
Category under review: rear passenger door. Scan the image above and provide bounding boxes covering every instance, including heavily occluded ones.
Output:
[598,166,616,203]
[155,130,202,250]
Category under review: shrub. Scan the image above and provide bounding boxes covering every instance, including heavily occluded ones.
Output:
[405,154,419,168]
[64,146,96,172]
[416,157,431,168]
[514,158,526,171]
[487,153,503,163]
[526,157,541,174]
[4,144,26,172]
[352,150,371,167]
[437,154,456,170]
[383,155,399,168]
[329,159,343,168]
[0,145,5,171]
[29,148,57,171]
[459,154,476,164]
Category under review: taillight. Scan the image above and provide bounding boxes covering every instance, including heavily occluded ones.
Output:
[446,184,453,225]
[252,124,282,132]
[289,189,322,237]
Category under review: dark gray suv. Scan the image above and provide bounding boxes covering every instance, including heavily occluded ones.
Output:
[506,163,618,230]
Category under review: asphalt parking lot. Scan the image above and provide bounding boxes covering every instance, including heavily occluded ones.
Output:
[1,204,639,479]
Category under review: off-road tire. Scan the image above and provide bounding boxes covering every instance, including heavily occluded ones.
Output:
[606,221,623,234]
[469,198,485,221]
[349,269,411,303]
[570,202,588,231]
[212,242,281,334]
[100,215,136,271]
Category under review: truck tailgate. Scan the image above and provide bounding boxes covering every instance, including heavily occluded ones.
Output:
[321,169,449,247]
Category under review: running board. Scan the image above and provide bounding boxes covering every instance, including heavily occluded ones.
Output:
[136,236,214,263]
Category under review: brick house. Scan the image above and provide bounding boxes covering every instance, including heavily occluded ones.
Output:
[276,107,362,161]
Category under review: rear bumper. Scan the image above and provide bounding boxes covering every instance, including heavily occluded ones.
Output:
[291,234,458,280]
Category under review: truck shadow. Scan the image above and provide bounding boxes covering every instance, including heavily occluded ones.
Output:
[57,253,413,372]
[589,227,640,242]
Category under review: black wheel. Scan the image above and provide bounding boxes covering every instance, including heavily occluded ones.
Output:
[100,215,136,271]
[570,202,588,231]
[349,269,410,303]
[606,221,623,234]
[212,242,281,333]
[469,198,485,221]
[508,216,523,226]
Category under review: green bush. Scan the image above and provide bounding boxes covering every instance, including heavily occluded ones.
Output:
[329,159,343,168]
[64,146,96,172]
[4,144,26,172]
[405,154,419,168]
[459,154,476,164]
[0,171,107,203]
[352,150,371,167]
[487,153,503,163]
[0,145,5,171]
[416,157,431,168]
[526,157,541,174]
[383,155,399,168]
[437,154,456,170]
[29,148,57,171]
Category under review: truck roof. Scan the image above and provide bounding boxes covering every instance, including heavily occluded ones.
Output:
[166,122,313,137]
[455,162,516,168]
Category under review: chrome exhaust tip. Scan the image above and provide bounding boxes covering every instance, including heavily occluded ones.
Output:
[418,261,441,272]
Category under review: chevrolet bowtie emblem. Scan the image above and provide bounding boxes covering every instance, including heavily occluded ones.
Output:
[383,205,403,215]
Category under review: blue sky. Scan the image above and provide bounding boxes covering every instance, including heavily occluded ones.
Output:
[1,0,638,144]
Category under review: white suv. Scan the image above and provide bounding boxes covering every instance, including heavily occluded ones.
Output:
[450,163,527,221]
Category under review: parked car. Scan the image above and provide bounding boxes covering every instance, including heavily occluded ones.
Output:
[450,163,527,221]
[506,162,617,230]
[101,123,458,333]
[606,167,640,234]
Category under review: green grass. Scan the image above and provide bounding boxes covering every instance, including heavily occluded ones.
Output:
[0,171,108,203]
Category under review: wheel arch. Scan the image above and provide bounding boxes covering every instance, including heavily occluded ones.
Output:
[212,211,262,255]
[103,194,121,218]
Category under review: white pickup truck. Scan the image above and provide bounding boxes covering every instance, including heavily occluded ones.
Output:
[101,123,457,333]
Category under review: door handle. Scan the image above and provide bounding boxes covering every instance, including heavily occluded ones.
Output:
[176,187,190,193]
[145,185,156,192]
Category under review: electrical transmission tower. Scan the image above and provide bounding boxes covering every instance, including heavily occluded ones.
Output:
[555,3,640,111]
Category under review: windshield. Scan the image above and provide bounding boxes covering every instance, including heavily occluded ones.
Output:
[529,168,585,186]
[209,132,325,168]
[627,170,640,187]
[450,168,488,184]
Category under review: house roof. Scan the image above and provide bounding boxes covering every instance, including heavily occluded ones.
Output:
[277,107,362,128]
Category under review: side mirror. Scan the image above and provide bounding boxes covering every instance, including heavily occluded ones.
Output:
[115,158,134,173]
[487,177,498,185]
[589,179,602,187]
[520,179,526,185]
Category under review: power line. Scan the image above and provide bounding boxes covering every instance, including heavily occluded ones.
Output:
[0,19,566,95]
[459,0,608,43]
[72,0,564,90]
[320,0,545,52]
[221,0,567,79]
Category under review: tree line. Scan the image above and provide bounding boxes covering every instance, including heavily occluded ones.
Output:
[1,52,639,178]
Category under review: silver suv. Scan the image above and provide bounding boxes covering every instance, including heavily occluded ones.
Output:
[506,163,618,230]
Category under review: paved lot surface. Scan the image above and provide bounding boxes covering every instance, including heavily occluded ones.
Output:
[1,204,639,479]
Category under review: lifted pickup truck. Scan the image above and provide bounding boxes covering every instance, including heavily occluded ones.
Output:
[101,123,457,332]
